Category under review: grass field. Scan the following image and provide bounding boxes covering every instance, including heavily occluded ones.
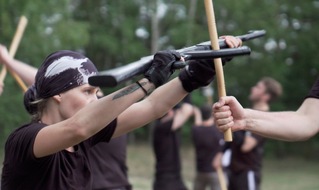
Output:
[0,142,318,189]
[127,142,319,190]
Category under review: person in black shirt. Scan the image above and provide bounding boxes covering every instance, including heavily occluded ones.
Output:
[0,36,241,189]
[0,49,219,190]
[225,77,282,190]
[152,100,194,190]
[0,45,132,190]
[89,135,131,190]
[90,92,132,190]
[192,105,224,190]
[2,47,223,190]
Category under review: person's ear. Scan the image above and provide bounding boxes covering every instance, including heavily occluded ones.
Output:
[52,94,62,103]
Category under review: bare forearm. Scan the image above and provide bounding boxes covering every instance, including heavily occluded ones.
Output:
[241,134,257,152]
[75,79,152,137]
[34,79,152,157]
[3,58,37,85]
[114,78,188,137]
[172,103,194,130]
[147,78,188,119]
[193,107,202,126]
[244,107,318,141]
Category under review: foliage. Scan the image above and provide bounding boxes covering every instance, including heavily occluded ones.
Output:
[0,0,319,158]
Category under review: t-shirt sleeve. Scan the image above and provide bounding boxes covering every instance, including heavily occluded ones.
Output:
[87,118,117,146]
[4,123,45,166]
[306,77,319,99]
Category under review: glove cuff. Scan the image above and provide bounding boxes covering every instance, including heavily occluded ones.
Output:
[145,68,167,88]
[178,66,196,92]
[178,65,215,92]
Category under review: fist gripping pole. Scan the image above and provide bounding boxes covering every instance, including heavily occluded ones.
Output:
[204,0,232,142]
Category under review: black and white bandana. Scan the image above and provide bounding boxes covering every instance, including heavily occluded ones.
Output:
[24,50,98,115]
[35,50,97,99]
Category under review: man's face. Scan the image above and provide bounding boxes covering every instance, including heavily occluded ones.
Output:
[249,81,267,102]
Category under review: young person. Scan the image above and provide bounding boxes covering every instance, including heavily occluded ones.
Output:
[0,35,241,190]
[227,77,282,190]
[152,96,194,190]
[191,105,224,190]
[0,44,131,190]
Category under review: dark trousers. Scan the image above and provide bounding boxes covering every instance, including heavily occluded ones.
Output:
[94,184,132,190]
[153,174,187,190]
[229,170,261,190]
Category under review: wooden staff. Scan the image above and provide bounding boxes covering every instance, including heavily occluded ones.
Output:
[0,16,28,92]
[204,0,232,142]
[216,166,228,190]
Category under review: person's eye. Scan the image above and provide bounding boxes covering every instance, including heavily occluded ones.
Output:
[84,89,94,95]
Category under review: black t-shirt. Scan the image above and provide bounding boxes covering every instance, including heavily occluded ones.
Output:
[230,131,265,174]
[192,125,223,173]
[306,77,319,99]
[152,117,182,179]
[89,135,131,190]
[1,120,117,190]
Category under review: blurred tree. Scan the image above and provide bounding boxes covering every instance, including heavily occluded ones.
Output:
[0,0,90,148]
[73,0,150,71]
[0,0,318,158]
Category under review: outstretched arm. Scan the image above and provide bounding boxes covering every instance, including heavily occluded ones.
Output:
[241,133,258,152]
[0,44,37,86]
[34,78,152,158]
[171,102,194,130]
[32,35,242,157]
[114,35,243,137]
[115,78,188,136]
[246,99,319,141]
[193,106,202,126]
[213,96,319,141]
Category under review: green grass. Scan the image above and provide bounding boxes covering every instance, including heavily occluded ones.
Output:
[127,143,319,190]
[262,158,319,190]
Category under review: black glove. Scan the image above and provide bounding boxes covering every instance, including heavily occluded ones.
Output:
[178,59,216,92]
[144,50,181,88]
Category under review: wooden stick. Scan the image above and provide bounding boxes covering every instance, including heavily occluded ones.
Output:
[216,166,228,190]
[204,0,232,141]
[0,16,28,92]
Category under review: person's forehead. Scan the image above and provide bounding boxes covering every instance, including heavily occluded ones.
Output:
[257,81,265,86]
[64,84,97,94]
[80,83,98,89]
